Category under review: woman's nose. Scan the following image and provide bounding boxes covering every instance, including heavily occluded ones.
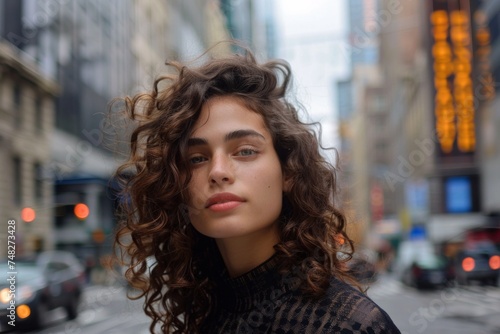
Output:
[208,154,234,185]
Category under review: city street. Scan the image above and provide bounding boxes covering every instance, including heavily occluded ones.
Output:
[369,274,500,334]
[14,274,499,334]
[25,285,151,334]
[0,0,498,332]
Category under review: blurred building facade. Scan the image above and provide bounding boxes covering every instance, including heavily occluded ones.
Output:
[0,0,228,257]
[0,41,58,256]
[479,0,500,223]
[339,0,500,252]
[0,0,274,261]
[220,0,277,59]
[376,0,432,242]
[337,0,389,245]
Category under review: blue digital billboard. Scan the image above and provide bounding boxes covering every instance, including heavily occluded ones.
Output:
[445,176,472,213]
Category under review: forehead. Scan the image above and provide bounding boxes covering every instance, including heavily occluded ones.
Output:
[190,96,269,137]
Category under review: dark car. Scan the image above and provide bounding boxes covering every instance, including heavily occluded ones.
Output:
[454,241,500,286]
[395,240,448,289]
[0,251,85,331]
[400,254,448,289]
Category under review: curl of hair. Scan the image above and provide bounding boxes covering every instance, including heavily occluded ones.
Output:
[113,50,358,334]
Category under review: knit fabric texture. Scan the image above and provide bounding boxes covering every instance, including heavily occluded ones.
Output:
[201,254,401,333]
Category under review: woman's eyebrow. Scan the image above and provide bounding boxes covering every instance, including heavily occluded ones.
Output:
[225,129,266,142]
[187,137,208,148]
[187,129,266,148]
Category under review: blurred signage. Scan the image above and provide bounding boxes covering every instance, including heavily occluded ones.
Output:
[429,1,476,156]
[445,176,472,213]
[408,225,427,240]
[374,219,400,236]
[405,180,429,223]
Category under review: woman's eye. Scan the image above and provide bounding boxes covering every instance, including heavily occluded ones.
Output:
[189,156,206,164]
[237,149,257,156]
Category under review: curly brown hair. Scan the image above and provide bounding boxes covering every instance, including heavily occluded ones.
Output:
[113,50,357,333]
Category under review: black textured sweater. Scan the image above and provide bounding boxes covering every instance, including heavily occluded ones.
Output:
[201,254,401,333]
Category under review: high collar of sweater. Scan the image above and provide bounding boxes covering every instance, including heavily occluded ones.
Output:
[212,251,286,313]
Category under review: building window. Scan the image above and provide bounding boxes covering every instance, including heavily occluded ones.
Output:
[13,84,22,128]
[34,163,43,203]
[13,156,22,205]
[35,96,43,134]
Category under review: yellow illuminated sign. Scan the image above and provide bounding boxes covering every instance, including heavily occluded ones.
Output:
[430,10,475,153]
[431,10,455,153]
[451,11,475,152]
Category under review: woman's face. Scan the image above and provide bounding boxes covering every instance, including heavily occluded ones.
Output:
[186,95,285,240]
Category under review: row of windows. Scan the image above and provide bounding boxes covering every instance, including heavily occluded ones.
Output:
[12,156,45,206]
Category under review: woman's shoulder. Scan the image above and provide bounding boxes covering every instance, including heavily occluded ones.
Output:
[274,276,401,333]
[321,277,400,333]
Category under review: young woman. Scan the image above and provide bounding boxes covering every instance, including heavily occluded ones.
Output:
[114,50,400,333]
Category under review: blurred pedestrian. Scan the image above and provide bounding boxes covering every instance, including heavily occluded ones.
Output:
[113,46,400,333]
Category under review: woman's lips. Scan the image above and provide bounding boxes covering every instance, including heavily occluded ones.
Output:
[205,192,244,212]
[207,201,242,212]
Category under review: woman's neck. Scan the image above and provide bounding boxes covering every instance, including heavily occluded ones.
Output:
[215,223,280,278]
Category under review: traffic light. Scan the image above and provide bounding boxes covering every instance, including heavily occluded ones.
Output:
[74,203,90,220]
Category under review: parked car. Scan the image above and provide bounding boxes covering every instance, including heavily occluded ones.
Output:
[454,241,500,286]
[0,251,85,331]
[395,240,449,289]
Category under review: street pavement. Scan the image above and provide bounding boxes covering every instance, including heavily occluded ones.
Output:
[369,273,500,334]
[15,274,500,334]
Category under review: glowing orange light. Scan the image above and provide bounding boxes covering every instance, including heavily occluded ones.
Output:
[74,203,90,220]
[21,207,36,223]
[432,42,452,58]
[16,304,31,319]
[450,11,467,25]
[334,234,345,245]
[462,257,475,272]
[430,10,448,26]
[474,10,496,104]
[489,255,500,270]
[92,229,106,243]
[476,28,490,44]
[0,288,12,303]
